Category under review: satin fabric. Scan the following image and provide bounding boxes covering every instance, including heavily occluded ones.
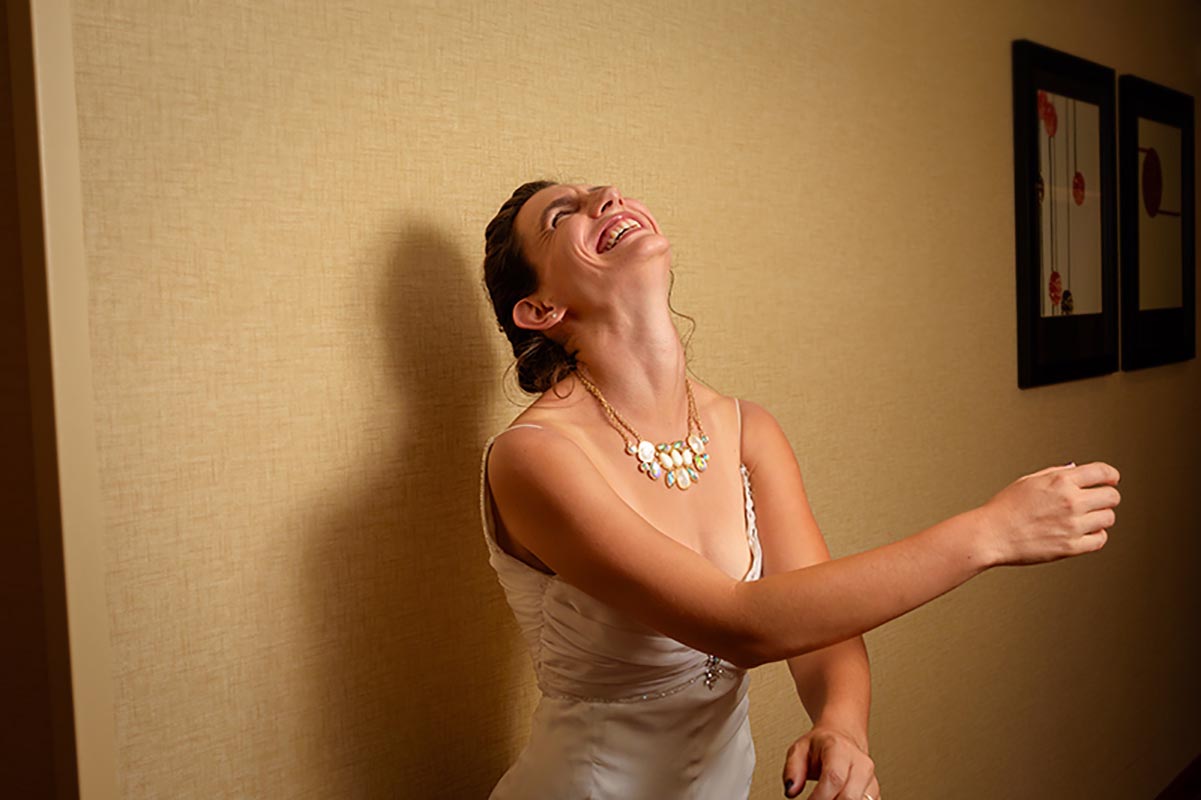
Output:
[479,407,763,799]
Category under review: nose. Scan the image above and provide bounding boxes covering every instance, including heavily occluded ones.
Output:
[591,185,623,217]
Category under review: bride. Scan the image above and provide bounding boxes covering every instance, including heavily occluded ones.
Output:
[477,181,1120,800]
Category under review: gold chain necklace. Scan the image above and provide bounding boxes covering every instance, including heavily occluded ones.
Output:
[575,370,711,491]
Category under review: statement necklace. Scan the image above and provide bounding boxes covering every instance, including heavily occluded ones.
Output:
[575,370,711,491]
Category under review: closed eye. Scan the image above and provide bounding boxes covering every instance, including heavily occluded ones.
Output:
[551,209,571,228]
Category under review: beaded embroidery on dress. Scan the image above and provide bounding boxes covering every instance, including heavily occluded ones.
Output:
[479,399,763,799]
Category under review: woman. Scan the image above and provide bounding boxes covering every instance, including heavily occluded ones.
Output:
[478,181,1120,800]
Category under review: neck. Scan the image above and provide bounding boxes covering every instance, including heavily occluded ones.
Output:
[563,304,689,441]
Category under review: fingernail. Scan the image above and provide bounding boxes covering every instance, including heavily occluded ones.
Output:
[1065,461,1075,467]
[784,778,794,796]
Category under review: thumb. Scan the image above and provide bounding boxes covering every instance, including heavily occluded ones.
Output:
[784,738,812,798]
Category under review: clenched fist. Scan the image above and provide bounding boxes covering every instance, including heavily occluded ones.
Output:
[977,461,1121,567]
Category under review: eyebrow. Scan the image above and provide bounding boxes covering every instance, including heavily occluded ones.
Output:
[541,186,602,229]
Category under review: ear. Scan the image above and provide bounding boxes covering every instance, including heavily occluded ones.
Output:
[512,297,562,332]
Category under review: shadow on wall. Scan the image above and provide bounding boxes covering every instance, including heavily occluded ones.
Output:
[298,219,519,796]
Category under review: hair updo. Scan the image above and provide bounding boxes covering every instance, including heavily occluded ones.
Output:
[482,180,695,396]
[482,180,579,395]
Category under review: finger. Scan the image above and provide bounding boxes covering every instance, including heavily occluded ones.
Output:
[1071,528,1108,555]
[1075,507,1116,535]
[1066,461,1121,488]
[1078,485,1121,513]
[838,757,875,800]
[783,738,812,798]
[866,774,882,800]
[809,749,852,800]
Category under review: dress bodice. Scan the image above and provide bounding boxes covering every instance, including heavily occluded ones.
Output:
[477,401,763,799]
[479,425,763,702]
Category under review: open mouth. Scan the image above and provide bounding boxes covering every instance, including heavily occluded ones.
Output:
[597,216,643,254]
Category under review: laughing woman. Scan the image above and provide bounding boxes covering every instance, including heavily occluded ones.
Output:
[478,181,1120,800]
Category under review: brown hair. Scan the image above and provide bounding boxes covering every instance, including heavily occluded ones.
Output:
[482,180,695,395]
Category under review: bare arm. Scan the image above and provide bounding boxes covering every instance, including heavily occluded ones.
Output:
[786,639,872,751]
[736,399,872,741]
[487,424,991,669]
[732,506,989,666]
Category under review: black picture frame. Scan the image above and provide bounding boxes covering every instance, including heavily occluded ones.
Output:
[1118,74,1196,370]
[1012,39,1119,388]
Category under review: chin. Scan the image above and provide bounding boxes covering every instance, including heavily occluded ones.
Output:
[622,233,671,263]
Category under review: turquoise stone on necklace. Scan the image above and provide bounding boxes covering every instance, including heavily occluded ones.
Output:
[632,430,709,492]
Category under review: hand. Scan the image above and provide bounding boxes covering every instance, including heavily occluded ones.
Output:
[781,723,880,800]
[977,461,1121,567]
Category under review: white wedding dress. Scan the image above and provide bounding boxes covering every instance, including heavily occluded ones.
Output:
[478,400,763,799]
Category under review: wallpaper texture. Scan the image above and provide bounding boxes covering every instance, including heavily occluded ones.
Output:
[69,1,1201,797]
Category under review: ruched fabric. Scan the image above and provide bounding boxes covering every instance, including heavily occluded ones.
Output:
[479,402,763,800]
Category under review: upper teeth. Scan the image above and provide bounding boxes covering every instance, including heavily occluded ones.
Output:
[601,218,641,252]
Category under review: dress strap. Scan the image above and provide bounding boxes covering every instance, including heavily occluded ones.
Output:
[483,423,545,448]
[733,398,743,465]
[501,423,544,432]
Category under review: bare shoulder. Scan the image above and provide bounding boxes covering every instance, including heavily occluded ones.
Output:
[485,420,592,515]
[485,418,613,522]
[732,397,795,477]
[487,419,580,472]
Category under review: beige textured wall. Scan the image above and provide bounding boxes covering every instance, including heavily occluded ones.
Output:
[68,1,1201,797]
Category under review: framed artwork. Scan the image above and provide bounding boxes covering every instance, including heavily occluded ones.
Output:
[1118,74,1196,370]
[1012,39,1119,388]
